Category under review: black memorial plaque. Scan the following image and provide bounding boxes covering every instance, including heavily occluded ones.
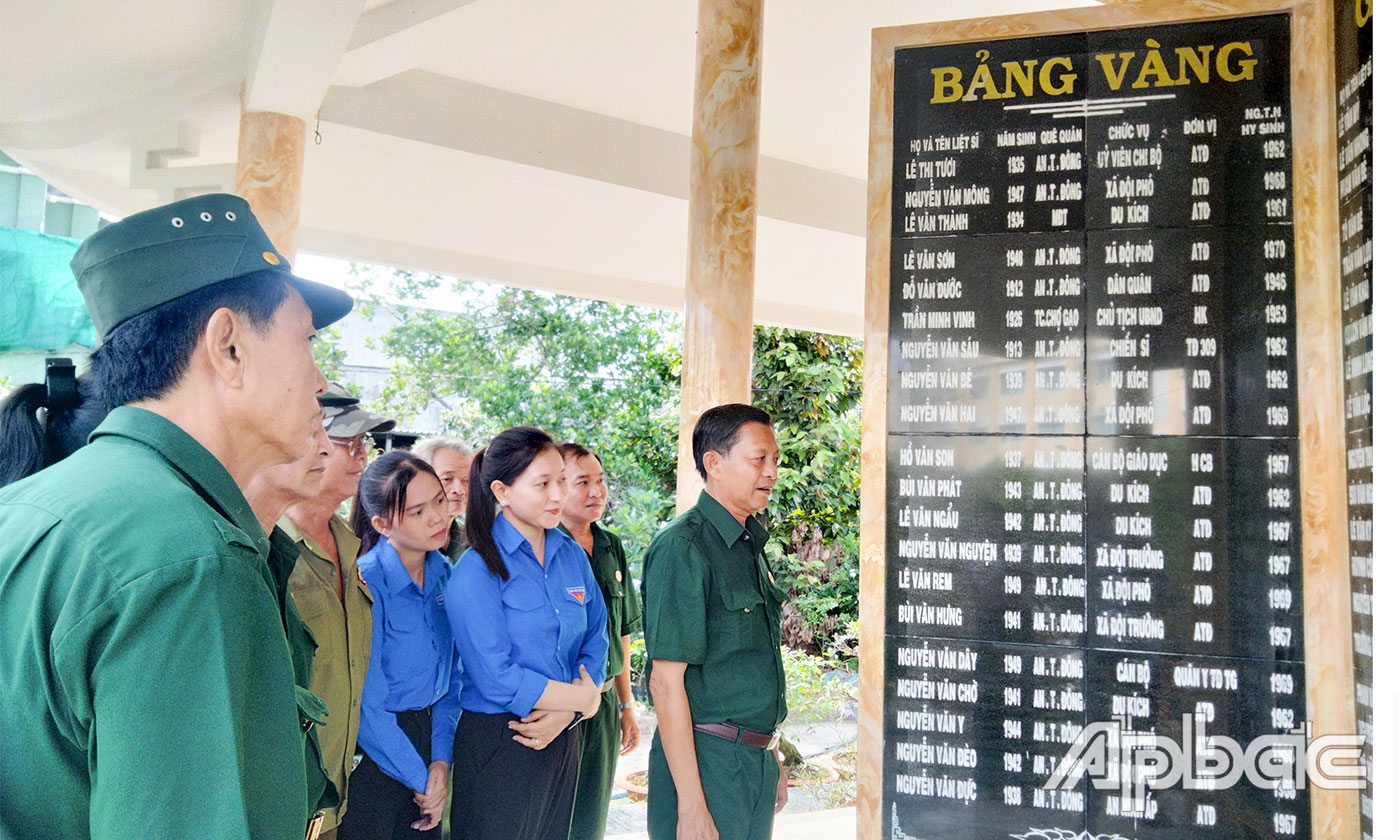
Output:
[1346,426,1373,819]
[884,13,1302,840]
[893,33,1088,238]
[884,636,1089,840]
[1082,23,1293,231]
[1085,651,1310,839]
[1085,227,1297,437]
[1085,437,1303,661]
[1344,429,1373,687]
[1333,0,1373,833]
[1336,0,1373,439]
[887,436,1086,647]
[888,234,1087,435]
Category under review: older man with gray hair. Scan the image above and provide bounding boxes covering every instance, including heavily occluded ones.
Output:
[412,435,475,560]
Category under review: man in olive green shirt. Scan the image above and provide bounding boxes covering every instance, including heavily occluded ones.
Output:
[283,385,393,837]
[245,426,346,827]
[0,194,352,839]
[643,404,788,840]
[556,443,644,840]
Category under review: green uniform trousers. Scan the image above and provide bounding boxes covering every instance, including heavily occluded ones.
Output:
[646,729,779,840]
[569,689,620,840]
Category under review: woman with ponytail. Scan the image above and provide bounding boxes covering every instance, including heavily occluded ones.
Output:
[445,426,609,840]
[343,451,460,839]
[0,359,108,489]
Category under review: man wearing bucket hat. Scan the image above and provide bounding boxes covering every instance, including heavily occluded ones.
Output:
[282,384,395,838]
[0,194,353,840]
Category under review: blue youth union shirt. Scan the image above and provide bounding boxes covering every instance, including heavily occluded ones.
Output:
[357,538,461,793]
[446,514,609,716]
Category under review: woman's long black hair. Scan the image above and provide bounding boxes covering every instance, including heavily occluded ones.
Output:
[0,361,109,489]
[463,426,559,581]
[349,449,441,556]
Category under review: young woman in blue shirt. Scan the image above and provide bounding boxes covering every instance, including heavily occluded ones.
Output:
[445,426,609,840]
[341,451,460,839]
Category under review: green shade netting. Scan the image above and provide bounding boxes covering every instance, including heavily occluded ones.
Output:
[0,226,95,351]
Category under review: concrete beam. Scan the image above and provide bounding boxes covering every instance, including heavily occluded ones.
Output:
[243,0,364,117]
[320,71,864,236]
[335,0,484,88]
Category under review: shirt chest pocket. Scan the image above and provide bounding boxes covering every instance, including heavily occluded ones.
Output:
[292,585,333,623]
[715,583,765,651]
[502,582,546,612]
[384,599,427,634]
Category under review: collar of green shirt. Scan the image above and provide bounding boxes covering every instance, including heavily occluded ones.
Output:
[695,489,769,549]
[555,521,611,555]
[268,527,301,590]
[89,405,269,559]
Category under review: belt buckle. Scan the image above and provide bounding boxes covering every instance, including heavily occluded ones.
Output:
[767,732,780,750]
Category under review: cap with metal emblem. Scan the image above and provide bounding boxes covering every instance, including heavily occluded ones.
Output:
[70,193,353,338]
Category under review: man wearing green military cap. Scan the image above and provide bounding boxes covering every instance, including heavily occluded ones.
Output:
[0,193,353,840]
[643,404,789,840]
[283,383,396,838]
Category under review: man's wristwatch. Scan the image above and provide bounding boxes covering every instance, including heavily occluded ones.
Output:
[618,700,636,711]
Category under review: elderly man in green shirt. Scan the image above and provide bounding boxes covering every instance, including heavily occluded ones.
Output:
[643,404,789,840]
[281,384,394,838]
[0,194,352,840]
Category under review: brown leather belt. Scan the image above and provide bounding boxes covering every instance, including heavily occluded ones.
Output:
[693,722,779,750]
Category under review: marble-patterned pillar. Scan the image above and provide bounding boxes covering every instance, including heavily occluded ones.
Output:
[235,110,307,261]
[675,0,765,512]
[1291,0,1361,836]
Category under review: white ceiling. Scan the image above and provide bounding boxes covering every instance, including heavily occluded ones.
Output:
[1,0,1091,335]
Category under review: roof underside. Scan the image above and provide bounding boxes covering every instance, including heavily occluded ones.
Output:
[2,0,1092,335]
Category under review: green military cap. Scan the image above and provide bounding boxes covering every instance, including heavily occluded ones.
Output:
[70,193,353,338]
[321,383,396,438]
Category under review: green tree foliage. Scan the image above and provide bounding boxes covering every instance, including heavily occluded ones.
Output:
[324,268,863,656]
[751,327,862,656]
[348,267,682,558]
[312,327,349,387]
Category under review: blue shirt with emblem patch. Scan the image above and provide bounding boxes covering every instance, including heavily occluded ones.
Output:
[356,538,461,793]
[446,514,609,717]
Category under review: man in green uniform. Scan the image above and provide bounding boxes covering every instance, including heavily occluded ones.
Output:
[642,404,789,840]
[0,193,353,840]
[554,443,644,840]
[282,383,393,838]
[244,426,343,829]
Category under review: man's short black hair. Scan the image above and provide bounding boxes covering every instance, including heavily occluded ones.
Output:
[692,403,772,480]
[89,272,291,408]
